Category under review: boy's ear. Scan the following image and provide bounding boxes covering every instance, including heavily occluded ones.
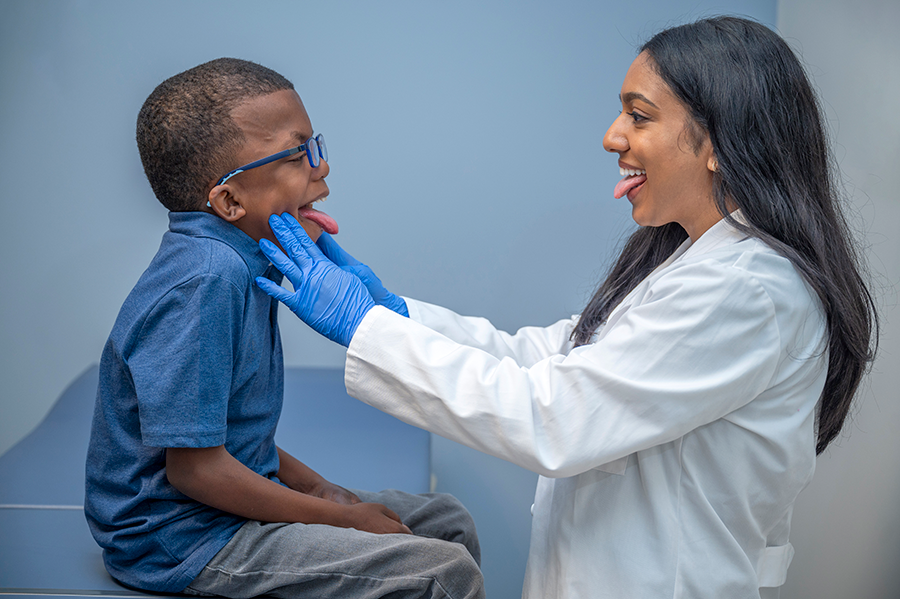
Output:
[207,184,246,222]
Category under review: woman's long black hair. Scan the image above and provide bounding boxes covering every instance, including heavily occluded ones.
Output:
[571,16,878,454]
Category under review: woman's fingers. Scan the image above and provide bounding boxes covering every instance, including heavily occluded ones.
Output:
[255,276,296,304]
[268,216,312,266]
[316,232,359,267]
[259,238,304,288]
[278,213,329,262]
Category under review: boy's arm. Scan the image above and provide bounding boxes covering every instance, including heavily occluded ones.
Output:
[165,446,412,534]
[275,445,361,505]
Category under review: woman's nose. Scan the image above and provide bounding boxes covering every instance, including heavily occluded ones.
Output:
[602,113,628,154]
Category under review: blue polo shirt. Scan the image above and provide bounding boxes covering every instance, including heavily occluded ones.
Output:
[85,212,285,593]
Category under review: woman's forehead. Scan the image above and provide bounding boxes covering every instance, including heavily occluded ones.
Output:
[620,53,670,105]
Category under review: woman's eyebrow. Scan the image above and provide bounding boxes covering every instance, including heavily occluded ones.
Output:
[620,92,659,109]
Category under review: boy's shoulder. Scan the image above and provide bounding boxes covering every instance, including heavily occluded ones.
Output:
[110,213,275,346]
[143,212,269,294]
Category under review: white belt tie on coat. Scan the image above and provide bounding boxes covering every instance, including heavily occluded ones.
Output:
[757,543,794,587]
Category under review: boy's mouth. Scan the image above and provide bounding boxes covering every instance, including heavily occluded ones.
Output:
[298,196,338,234]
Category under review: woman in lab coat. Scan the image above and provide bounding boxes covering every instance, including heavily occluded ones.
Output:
[257,16,877,598]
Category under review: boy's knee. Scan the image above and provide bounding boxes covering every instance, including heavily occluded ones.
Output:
[428,493,481,566]
[426,540,484,599]
[431,492,469,517]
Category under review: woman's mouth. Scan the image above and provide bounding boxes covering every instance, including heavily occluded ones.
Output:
[298,196,339,234]
[613,168,647,200]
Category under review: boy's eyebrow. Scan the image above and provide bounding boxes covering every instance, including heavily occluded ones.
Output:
[620,92,659,109]
[289,130,313,145]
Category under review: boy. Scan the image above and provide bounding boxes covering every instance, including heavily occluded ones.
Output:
[85,58,483,599]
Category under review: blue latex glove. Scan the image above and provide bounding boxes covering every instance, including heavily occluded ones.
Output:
[256,214,375,347]
[316,232,409,317]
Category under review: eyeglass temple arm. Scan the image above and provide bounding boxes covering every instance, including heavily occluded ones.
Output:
[216,146,303,186]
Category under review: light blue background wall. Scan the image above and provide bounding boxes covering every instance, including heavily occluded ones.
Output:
[7,1,897,598]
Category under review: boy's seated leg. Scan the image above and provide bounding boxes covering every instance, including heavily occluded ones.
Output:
[182,503,485,599]
[351,489,481,567]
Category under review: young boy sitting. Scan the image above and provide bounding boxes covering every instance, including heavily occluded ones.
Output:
[85,58,483,599]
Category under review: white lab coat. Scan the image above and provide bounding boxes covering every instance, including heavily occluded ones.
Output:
[344,217,827,598]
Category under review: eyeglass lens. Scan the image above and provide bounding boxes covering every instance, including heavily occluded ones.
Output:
[307,134,328,167]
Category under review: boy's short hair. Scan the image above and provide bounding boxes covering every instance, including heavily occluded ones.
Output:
[136,58,294,212]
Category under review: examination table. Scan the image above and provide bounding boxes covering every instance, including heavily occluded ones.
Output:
[0,365,430,598]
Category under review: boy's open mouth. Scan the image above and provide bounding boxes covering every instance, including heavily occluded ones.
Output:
[298,196,338,234]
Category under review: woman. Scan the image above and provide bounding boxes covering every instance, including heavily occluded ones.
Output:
[258,16,877,598]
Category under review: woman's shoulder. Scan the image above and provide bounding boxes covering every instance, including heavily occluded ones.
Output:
[663,234,824,329]
[696,235,806,292]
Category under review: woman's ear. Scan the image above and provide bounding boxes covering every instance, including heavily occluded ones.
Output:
[206,185,246,222]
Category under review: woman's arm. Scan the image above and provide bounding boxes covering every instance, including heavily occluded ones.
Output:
[347,256,803,478]
[406,298,577,367]
[165,445,411,534]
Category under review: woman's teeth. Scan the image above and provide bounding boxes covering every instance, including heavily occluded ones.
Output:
[619,168,646,177]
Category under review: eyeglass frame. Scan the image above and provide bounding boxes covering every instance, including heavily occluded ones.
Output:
[215,133,327,186]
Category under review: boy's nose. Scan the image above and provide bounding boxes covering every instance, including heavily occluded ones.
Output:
[315,158,330,178]
[602,113,628,154]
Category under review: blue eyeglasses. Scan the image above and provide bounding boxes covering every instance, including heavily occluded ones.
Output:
[216,133,327,186]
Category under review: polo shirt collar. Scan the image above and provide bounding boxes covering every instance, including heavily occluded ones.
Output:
[168,211,274,278]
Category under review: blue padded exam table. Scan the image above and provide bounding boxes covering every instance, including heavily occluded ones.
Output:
[0,365,430,598]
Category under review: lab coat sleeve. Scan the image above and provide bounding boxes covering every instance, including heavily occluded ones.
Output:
[346,259,782,478]
[404,297,577,367]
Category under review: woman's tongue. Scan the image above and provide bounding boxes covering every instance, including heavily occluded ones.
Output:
[299,206,339,235]
[613,173,647,199]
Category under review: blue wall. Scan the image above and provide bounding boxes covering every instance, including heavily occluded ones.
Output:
[1,2,775,597]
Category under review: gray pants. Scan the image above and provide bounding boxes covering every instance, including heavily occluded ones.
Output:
[183,489,483,599]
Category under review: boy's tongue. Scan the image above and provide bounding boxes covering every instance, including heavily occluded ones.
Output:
[299,206,339,235]
[613,173,647,199]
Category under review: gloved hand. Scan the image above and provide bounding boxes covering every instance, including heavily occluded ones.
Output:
[256,214,375,347]
[316,232,409,317]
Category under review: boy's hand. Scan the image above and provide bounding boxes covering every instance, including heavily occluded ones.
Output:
[307,480,361,505]
[343,502,413,535]
[316,232,409,317]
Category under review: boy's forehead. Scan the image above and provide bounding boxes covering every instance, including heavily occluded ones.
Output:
[231,89,312,150]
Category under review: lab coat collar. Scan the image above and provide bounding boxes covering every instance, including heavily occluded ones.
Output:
[677,211,750,264]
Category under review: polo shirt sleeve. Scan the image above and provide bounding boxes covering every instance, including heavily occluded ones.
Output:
[128,273,246,448]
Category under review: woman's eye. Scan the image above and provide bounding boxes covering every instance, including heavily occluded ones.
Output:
[626,111,647,123]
